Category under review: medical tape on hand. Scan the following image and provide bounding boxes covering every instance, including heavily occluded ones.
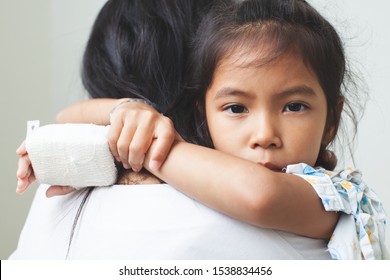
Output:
[25,121,117,189]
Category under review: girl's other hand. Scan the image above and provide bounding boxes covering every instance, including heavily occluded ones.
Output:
[108,101,176,172]
[16,141,36,194]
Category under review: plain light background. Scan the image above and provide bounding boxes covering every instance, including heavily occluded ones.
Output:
[0,0,389,259]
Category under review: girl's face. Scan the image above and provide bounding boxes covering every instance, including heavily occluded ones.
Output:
[205,50,330,171]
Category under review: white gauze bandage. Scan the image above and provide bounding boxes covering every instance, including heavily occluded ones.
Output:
[25,121,117,189]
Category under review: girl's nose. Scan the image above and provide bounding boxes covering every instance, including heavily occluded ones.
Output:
[249,115,282,150]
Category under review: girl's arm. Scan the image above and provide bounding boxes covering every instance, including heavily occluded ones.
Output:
[58,101,337,238]
[55,98,128,124]
[144,140,339,239]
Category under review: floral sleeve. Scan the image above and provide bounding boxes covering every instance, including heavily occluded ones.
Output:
[286,163,389,260]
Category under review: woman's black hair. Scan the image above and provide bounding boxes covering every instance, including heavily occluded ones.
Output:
[173,0,365,170]
[82,0,215,114]
[66,187,93,259]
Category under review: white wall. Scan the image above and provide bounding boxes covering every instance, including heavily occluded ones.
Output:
[0,0,50,259]
[1,0,389,259]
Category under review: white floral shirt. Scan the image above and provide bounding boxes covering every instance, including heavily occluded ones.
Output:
[286,163,389,260]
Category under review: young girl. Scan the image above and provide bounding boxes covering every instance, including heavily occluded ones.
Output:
[140,0,387,259]
[17,0,388,259]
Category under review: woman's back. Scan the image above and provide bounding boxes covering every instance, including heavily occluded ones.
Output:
[10,184,331,260]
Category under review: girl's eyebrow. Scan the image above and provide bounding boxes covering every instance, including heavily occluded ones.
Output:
[213,87,255,100]
[277,85,316,98]
[213,85,317,101]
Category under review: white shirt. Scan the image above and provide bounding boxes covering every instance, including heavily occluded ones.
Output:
[10,184,331,260]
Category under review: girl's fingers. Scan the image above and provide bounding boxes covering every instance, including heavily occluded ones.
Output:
[16,141,27,155]
[46,185,76,198]
[107,120,123,162]
[16,151,36,194]
[150,135,175,170]
[116,123,137,169]
[16,154,31,179]
[16,171,35,194]
[148,122,175,170]
[16,178,28,194]
[128,121,156,172]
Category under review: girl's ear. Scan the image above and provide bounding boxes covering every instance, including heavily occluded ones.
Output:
[322,96,344,146]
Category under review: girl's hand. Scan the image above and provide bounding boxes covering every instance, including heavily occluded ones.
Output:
[16,141,36,194]
[108,101,176,172]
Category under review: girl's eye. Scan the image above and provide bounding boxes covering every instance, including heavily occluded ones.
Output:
[285,102,308,112]
[225,105,248,114]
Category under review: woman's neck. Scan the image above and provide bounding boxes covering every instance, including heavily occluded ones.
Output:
[116,167,164,185]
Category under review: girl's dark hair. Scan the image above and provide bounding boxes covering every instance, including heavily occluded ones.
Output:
[82,0,215,114]
[173,0,365,170]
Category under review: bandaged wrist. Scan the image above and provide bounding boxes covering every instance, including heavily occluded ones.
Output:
[109,98,155,119]
[25,120,117,189]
